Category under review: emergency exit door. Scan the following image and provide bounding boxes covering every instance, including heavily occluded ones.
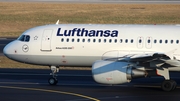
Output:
[41,29,53,51]
[137,37,144,49]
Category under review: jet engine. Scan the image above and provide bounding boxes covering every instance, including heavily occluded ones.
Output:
[92,60,146,84]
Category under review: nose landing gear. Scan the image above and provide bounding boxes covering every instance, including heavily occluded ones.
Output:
[48,66,59,85]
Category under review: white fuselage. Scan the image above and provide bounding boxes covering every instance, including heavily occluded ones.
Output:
[3,24,180,67]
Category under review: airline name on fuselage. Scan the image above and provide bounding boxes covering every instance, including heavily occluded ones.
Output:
[57,28,118,37]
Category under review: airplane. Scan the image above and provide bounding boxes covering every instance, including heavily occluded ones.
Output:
[3,21,180,92]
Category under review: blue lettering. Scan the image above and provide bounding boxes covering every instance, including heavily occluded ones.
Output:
[77,29,81,36]
[104,30,110,37]
[89,30,95,37]
[56,28,118,37]
[111,30,118,37]
[71,28,77,36]
[56,28,63,36]
[64,30,71,36]
[81,28,88,37]
[96,30,103,37]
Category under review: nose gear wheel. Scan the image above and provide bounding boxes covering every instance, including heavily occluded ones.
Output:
[48,77,58,85]
[48,66,59,85]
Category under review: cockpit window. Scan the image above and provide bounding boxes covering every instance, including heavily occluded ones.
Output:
[18,35,30,42]
[25,35,30,42]
[18,35,25,41]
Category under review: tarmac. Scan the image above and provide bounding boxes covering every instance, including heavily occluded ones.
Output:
[1,68,180,101]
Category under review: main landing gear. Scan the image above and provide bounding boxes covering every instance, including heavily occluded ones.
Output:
[157,68,177,91]
[48,66,59,85]
[161,80,177,92]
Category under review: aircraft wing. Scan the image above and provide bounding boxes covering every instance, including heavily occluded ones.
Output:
[106,52,180,68]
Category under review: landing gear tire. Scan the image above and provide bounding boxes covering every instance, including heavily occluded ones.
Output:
[48,66,59,85]
[161,80,177,92]
[172,80,177,90]
[48,77,58,85]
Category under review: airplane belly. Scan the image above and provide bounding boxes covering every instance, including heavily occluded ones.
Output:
[27,55,100,66]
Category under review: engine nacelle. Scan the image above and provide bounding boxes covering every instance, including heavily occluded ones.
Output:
[92,60,146,85]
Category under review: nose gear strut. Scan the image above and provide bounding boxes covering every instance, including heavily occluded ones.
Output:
[48,66,59,85]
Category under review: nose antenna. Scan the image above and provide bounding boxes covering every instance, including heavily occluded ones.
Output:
[56,20,59,25]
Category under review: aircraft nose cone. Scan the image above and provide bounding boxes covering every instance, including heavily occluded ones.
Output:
[3,44,10,57]
[3,42,14,58]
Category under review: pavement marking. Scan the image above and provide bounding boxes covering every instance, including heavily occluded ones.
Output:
[0,81,129,87]
[0,81,167,88]
[0,86,100,101]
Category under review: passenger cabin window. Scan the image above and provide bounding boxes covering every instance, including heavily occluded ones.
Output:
[99,39,101,43]
[82,39,85,42]
[125,39,128,43]
[18,35,30,42]
[67,38,69,42]
[88,39,90,42]
[77,39,80,42]
[120,39,123,43]
[93,39,96,43]
[72,38,74,42]
[154,40,157,43]
[131,39,133,43]
[165,40,168,44]
[104,39,106,43]
[109,39,112,43]
[61,38,64,42]
[176,40,179,44]
[114,39,117,43]
[171,40,173,44]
